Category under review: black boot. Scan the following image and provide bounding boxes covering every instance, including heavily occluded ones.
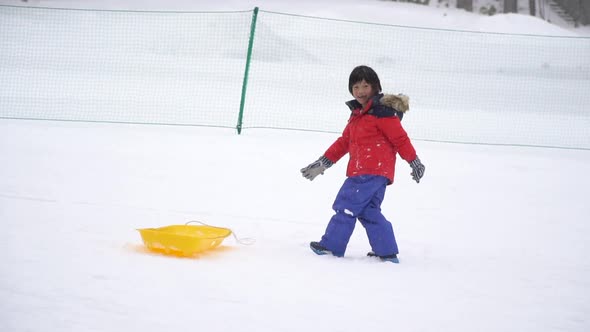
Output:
[367,251,399,263]
[310,241,332,255]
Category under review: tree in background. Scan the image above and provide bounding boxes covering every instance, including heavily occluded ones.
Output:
[385,0,587,25]
[457,0,474,11]
[504,0,518,12]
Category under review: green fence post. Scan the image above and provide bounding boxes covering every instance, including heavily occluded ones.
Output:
[237,7,259,135]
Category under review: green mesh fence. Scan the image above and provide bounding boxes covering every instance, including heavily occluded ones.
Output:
[0,6,253,128]
[1,5,589,149]
[244,11,590,149]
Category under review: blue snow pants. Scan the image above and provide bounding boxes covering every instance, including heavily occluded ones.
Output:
[319,175,398,257]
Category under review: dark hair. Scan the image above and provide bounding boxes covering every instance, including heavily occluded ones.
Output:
[348,65,382,95]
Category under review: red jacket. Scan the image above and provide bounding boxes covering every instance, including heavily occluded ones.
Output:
[323,96,417,184]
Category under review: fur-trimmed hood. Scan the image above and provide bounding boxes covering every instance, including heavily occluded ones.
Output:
[346,93,410,113]
[379,93,409,113]
[346,93,410,120]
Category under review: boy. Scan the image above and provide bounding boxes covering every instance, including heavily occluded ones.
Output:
[300,65,425,263]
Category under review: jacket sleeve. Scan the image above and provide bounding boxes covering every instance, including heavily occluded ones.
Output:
[377,116,417,162]
[323,123,350,163]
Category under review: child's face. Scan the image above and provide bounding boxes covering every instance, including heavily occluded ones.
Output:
[351,80,376,107]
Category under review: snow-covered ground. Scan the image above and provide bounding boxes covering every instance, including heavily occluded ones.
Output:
[1,1,589,332]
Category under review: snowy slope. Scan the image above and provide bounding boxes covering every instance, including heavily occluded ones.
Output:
[1,1,589,332]
[3,0,590,36]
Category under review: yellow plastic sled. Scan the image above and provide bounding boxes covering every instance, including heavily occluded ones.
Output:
[137,224,232,257]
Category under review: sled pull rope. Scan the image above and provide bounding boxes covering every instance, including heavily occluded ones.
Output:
[185,220,256,245]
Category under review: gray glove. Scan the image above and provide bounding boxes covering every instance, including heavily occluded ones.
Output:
[300,156,333,181]
[409,156,425,183]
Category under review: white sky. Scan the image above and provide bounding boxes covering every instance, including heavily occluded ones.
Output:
[1,1,589,332]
